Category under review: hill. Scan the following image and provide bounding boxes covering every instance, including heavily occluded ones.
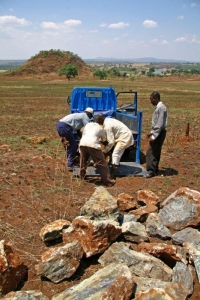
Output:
[5,50,93,78]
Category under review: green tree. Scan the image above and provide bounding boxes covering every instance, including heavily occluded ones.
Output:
[59,64,78,80]
[93,69,107,79]
[149,67,155,73]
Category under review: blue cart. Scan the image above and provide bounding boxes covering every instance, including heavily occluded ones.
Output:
[67,85,147,176]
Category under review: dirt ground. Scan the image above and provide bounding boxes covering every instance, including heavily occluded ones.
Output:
[0,136,200,299]
[0,75,200,299]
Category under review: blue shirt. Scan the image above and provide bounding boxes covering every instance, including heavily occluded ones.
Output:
[59,112,90,130]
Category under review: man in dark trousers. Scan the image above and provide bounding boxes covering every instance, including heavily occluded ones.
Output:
[145,92,168,178]
[79,118,115,187]
[56,107,94,171]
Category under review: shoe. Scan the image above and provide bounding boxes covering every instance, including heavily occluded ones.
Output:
[144,171,155,178]
[67,166,74,172]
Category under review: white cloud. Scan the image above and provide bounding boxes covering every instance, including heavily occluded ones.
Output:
[41,22,59,30]
[0,15,31,26]
[63,19,82,26]
[99,23,107,27]
[40,19,81,31]
[177,15,184,19]
[150,39,159,43]
[108,22,129,29]
[174,37,186,42]
[191,35,200,44]
[142,20,157,28]
[191,3,197,7]
[162,40,169,44]
[90,30,98,33]
[102,40,109,44]
[9,8,14,11]
[113,37,119,41]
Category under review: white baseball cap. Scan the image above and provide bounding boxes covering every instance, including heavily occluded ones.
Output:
[85,107,94,115]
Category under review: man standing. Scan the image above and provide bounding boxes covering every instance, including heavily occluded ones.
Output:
[56,108,94,170]
[145,92,168,178]
[79,120,115,187]
[95,114,133,178]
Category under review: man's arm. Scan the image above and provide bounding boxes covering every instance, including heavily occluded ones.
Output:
[151,107,166,139]
[103,128,115,153]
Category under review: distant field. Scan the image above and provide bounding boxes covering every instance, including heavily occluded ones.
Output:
[0,74,200,145]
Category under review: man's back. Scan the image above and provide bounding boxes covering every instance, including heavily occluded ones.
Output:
[59,112,89,130]
[80,122,106,149]
[104,118,132,139]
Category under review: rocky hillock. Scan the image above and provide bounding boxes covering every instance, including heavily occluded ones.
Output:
[6,49,92,78]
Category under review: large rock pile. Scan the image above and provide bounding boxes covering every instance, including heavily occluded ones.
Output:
[2,186,200,299]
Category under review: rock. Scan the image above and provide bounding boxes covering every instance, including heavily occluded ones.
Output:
[138,242,188,266]
[172,227,200,246]
[133,275,188,299]
[117,192,137,211]
[62,216,121,257]
[172,261,193,295]
[137,189,160,207]
[98,242,172,281]
[0,240,27,296]
[118,213,137,225]
[39,219,71,242]
[80,186,119,220]
[134,287,186,300]
[183,242,200,282]
[52,263,135,300]
[3,290,49,299]
[146,213,172,240]
[122,221,149,243]
[35,240,83,283]
[159,187,200,230]
[129,204,158,222]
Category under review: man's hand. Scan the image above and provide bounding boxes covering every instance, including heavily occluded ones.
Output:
[146,133,152,139]
[77,130,82,138]
[149,138,154,145]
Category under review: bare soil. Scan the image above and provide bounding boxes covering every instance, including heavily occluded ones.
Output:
[0,75,200,299]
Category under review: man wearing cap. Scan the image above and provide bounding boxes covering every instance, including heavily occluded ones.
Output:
[56,107,94,170]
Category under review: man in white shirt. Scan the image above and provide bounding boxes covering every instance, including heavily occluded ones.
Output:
[145,91,168,178]
[95,114,133,178]
[79,121,115,187]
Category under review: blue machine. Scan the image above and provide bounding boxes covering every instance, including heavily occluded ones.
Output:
[67,85,146,176]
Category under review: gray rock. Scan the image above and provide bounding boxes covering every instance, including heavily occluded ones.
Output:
[146,213,172,240]
[3,290,49,300]
[98,242,172,281]
[158,187,200,230]
[80,186,119,220]
[172,261,193,295]
[35,240,83,283]
[172,227,200,246]
[52,263,135,300]
[122,221,149,243]
[118,214,137,225]
[133,276,188,299]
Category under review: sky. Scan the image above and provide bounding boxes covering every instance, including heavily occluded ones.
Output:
[0,0,200,61]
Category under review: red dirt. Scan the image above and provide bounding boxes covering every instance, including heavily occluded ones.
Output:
[0,136,200,299]
[0,74,200,299]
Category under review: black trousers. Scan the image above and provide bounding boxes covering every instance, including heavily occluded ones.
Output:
[146,130,166,174]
